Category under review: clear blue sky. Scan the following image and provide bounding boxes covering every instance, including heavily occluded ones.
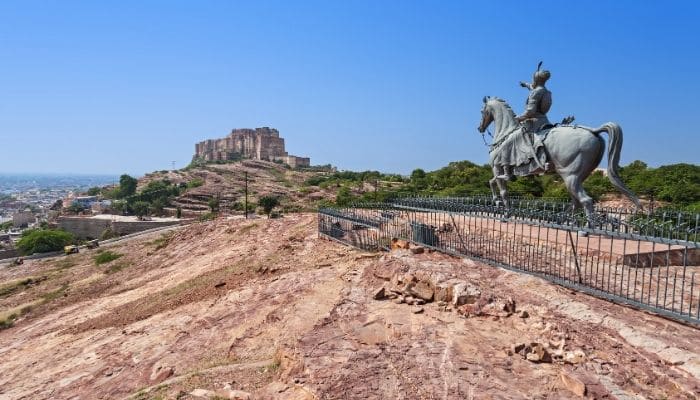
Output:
[1,0,698,176]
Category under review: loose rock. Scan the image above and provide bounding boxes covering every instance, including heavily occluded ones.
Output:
[564,349,586,364]
[223,389,253,400]
[452,282,481,306]
[149,365,174,383]
[391,238,410,250]
[560,370,586,397]
[408,280,434,301]
[191,388,218,398]
[410,246,425,254]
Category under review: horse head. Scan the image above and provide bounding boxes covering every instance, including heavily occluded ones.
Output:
[477,96,518,140]
[478,96,493,133]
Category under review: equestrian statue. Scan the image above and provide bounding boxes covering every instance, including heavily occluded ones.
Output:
[477,62,640,223]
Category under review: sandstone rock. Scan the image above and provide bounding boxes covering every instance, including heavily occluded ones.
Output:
[404,296,416,305]
[560,370,586,397]
[391,238,410,250]
[520,310,529,318]
[564,349,586,364]
[402,273,417,285]
[149,364,174,383]
[412,306,424,314]
[372,287,385,300]
[373,261,399,280]
[389,287,404,296]
[525,343,552,363]
[191,388,217,398]
[410,246,425,254]
[407,280,434,301]
[434,279,461,303]
[394,296,405,304]
[452,282,481,306]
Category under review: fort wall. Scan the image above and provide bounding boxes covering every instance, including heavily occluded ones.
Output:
[194,127,309,167]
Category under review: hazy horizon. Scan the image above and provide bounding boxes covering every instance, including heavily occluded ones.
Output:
[2,1,698,176]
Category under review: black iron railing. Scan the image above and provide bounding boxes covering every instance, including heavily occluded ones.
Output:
[319,197,700,326]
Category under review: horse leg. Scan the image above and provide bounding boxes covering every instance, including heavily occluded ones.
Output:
[490,166,501,203]
[496,175,509,209]
[563,174,594,228]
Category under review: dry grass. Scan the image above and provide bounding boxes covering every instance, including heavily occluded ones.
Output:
[0,299,43,330]
[0,276,45,298]
[148,231,175,251]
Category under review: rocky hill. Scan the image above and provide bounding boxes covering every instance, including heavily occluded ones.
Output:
[0,215,698,399]
[140,160,336,215]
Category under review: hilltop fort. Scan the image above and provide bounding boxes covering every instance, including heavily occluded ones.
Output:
[194,127,310,168]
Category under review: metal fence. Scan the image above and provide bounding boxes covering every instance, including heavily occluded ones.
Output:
[319,197,700,326]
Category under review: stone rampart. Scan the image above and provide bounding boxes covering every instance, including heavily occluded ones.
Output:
[194,127,310,166]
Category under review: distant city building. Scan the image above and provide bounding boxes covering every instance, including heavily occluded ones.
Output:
[12,210,36,228]
[194,127,310,168]
[74,196,98,207]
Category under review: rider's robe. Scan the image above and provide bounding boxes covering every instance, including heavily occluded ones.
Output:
[492,86,552,175]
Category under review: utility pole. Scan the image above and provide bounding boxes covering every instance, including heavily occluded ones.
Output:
[171,161,176,171]
[244,171,248,219]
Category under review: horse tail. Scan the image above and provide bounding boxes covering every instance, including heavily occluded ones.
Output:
[592,122,641,209]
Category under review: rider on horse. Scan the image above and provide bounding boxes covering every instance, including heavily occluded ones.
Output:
[496,63,553,180]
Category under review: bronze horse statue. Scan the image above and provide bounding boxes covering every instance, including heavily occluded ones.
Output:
[477,96,640,223]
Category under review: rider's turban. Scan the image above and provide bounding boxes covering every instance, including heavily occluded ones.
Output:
[533,69,551,84]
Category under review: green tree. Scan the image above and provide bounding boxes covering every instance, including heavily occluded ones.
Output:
[208,197,220,213]
[258,195,280,218]
[86,187,102,196]
[335,187,352,206]
[132,201,150,218]
[150,198,165,215]
[111,200,128,214]
[118,174,138,198]
[16,229,74,255]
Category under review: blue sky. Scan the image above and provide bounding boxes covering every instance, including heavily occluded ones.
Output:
[1,0,698,176]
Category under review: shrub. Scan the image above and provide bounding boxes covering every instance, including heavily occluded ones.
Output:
[187,178,204,189]
[208,197,220,213]
[132,201,150,218]
[94,250,123,265]
[258,195,280,218]
[199,212,216,222]
[16,229,74,255]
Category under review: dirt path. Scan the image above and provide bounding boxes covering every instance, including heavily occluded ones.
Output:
[0,214,698,399]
